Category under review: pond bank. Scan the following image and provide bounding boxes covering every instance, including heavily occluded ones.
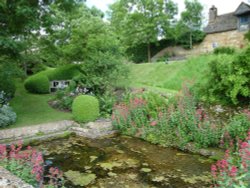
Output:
[0,119,117,144]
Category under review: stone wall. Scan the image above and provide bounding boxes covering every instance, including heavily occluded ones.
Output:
[152,30,248,61]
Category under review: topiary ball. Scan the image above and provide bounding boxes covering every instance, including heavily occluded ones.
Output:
[24,74,50,94]
[72,95,99,123]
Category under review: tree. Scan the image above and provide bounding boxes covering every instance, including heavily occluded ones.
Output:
[109,0,177,62]
[180,0,203,49]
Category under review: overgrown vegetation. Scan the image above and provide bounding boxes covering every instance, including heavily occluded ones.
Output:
[194,46,250,105]
[214,47,236,55]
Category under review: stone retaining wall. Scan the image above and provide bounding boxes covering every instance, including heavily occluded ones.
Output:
[0,120,77,143]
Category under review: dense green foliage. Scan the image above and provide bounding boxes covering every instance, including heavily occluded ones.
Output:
[46,64,80,81]
[226,113,250,141]
[0,105,17,128]
[24,74,50,94]
[214,47,236,55]
[109,0,177,62]
[176,0,204,49]
[195,47,250,105]
[0,61,23,98]
[72,95,99,123]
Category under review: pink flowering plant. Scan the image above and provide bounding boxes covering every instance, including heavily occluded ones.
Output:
[112,86,222,148]
[211,132,250,187]
[0,141,64,187]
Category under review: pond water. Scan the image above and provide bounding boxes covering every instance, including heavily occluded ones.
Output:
[35,135,213,188]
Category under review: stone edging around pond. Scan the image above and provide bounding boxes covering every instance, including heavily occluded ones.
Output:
[0,167,33,188]
[0,119,117,144]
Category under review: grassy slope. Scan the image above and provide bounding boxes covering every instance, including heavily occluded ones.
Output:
[9,81,72,128]
[128,55,217,93]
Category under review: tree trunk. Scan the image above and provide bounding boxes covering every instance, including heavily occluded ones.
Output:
[189,32,193,49]
[147,43,151,63]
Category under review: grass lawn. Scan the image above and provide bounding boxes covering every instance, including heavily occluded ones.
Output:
[128,54,217,94]
[9,81,72,129]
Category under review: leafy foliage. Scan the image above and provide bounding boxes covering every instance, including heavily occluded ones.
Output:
[214,47,235,55]
[72,95,99,123]
[46,64,80,81]
[226,113,250,141]
[24,74,50,94]
[0,105,17,128]
[0,60,23,98]
[176,0,204,49]
[194,47,250,104]
[109,0,177,62]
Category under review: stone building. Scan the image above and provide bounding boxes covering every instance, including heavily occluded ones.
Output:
[152,2,250,61]
[202,2,250,51]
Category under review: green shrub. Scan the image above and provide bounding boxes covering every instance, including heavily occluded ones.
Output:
[214,47,235,55]
[0,105,17,127]
[0,77,16,98]
[194,47,250,104]
[72,95,99,123]
[227,113,250,141]
[24,74,50,94]
[47,64,80,81]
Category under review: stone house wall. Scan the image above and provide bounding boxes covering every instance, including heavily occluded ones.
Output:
[152,30,248,61]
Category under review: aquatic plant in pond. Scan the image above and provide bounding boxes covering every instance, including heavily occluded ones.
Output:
[211,131,250,187]
[0,141,64,187]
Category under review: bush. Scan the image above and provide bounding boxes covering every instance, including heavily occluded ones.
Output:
[0,105,17,127]
[226,113,250,141]
[46,64,80,81]
[24,74,50,94]
[0,78,16,98]
[214,47,235,55]
[194,47,250,105]
[72,95,99,123]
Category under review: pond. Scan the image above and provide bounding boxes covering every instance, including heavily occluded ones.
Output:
[35,135,213,188]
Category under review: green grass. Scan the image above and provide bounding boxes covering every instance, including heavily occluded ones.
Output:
[8,81,72,128]
[128,54,217,93]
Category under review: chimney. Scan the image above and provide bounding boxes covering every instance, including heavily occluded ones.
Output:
[209,5,217,23]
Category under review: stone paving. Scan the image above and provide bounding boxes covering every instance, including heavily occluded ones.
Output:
[0,167,33,188]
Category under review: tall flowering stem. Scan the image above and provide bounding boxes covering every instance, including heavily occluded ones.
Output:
[211,131,250,188]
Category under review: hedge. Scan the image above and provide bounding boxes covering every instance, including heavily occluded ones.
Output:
[72,95,99,123]
[24,74,50,94]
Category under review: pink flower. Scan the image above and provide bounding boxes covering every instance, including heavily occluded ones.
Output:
[229,166,237,177]
[150,121,157,126]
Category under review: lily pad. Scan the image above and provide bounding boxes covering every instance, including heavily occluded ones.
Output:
[65,170,96,186]
[108,172,117,177]
[99,162,122,170]
[140,168,152,173]
[152,176,165,182]
[90,156,98,163]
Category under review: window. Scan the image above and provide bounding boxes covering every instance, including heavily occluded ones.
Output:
[240,16,249,24]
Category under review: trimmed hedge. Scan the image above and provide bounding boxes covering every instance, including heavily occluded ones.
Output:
[72,95,99,123]
[0,77,16,98]
[24,74,50,94]
[46,64,80,81]
[24,64,81,94]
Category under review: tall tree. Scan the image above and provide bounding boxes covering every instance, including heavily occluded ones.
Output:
[180,0,203,49]
[109,0,177,62]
